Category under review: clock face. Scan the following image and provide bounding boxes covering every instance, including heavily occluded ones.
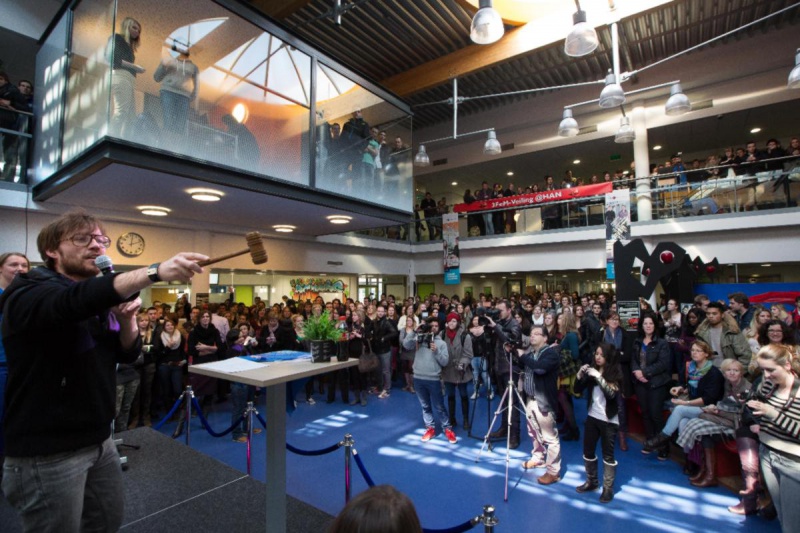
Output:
[117,232,145,257]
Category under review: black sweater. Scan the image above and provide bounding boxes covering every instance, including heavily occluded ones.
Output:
[0,267,140,456]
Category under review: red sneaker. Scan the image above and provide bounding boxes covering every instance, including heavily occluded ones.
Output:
[445,428,457,444]
[421,427,436,442]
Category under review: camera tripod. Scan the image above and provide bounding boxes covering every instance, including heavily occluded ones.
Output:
[467,347,498,441]
[474,347,533,502]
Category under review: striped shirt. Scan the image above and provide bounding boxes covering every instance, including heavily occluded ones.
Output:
[757,379,800,458]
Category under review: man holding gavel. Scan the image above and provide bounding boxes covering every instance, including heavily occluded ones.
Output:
[0,210,208,532]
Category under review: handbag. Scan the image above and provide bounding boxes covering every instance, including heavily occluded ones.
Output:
[559,348,579,378]
[358,353,380,373]
[698,410,739,429]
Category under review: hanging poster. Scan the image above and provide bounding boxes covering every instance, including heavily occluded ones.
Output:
[442,212,460,285]
[605,189,631,279]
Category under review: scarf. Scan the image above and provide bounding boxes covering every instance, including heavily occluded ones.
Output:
[687,360,713,396]
[446,327,458,341]
[161,329,182,350]
[604,327,622,349]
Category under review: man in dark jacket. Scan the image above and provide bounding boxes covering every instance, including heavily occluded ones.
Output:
[369,305,398,398]
[519,324,561,485]
[0,210,207,531]
[487,300,522,448]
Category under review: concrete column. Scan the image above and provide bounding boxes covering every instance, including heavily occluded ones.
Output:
[632,102,652,221]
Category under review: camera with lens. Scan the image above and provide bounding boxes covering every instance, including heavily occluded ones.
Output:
[475,306,500,326]
[416,323,433,346]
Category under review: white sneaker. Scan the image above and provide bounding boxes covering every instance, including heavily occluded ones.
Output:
[488,390,495,400]
[378,390,390,399]
[470,388,479,400]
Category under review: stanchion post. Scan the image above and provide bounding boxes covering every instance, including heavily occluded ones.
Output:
[474,504,498,533]
[184,386,194,446]
[342,433,354,503]
[246,401,255,476]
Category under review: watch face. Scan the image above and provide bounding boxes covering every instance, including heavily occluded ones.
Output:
[117,232,145,257]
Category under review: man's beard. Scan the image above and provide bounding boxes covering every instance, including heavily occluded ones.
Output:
[59,251,99,280]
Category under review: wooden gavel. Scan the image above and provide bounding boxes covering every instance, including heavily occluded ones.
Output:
[197,231,268,267]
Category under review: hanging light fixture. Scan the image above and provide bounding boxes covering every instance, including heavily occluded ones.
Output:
[484,130,502,155]
[789,48,800,89]
[614,116,635,143]
[413,145,430,166]
[564,1,598,57]
[664,82,691,116]
[599,70,625,108]
[558,108,579,137]
[470,0,504,45]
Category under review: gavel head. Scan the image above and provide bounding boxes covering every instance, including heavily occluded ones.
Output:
[246,231,268,265]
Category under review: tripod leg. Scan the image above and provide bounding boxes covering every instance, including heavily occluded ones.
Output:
[474,386,511,461]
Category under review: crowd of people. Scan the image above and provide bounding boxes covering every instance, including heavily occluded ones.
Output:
[2,211,799,531]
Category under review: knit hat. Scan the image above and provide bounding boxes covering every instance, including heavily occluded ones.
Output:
[446,312,460,324]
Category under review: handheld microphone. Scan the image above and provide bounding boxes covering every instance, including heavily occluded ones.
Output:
[95,255,114,276]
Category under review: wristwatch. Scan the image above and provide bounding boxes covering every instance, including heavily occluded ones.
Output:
[147,263,161,283]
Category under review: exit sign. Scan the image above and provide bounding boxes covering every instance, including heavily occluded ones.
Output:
[609,154,622,161]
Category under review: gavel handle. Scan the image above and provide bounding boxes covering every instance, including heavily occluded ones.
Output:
[197,248,250,267]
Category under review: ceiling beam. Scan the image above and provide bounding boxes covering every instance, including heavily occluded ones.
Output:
[248,0,313,19]
[381,0,675,97]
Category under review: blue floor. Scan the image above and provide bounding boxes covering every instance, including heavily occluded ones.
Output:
[153,383,782,533]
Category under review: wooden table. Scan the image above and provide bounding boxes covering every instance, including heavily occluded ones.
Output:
[189,357,359,532]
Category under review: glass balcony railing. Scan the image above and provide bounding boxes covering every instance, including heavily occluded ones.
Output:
[33,0,413,212]
[0,107,32,184]
[343,157,800,243]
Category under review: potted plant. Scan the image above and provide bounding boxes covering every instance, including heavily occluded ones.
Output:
[302,311,341,362]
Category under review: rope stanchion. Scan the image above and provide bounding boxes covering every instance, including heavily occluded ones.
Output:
[256,412,266,428]
[352,449,375,487]
[191,397,244,437]
[421,505,498,533]
[342,434,354,503]
[286,442,341,456]
[152,396,184,431]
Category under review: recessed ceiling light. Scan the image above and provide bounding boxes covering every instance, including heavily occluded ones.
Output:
[562,274,568,277]
[752,274,760,277]
[451,181,458,186]
[573,159,581,165]
[510,272,516,275]
[480,275,486,278]
[327,215,352,224]
[138,205,171,217]
[653,145,662,150]
[546,273,553,277]
[761,263,771,267]
[502,276,507,279]
[750,127,761,134]
[578,270,585,273]
[188,188,224,202]
[272,225,296,233]
[507,171,514,176]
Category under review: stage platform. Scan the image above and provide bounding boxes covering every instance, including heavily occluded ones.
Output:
[0,428,333,533]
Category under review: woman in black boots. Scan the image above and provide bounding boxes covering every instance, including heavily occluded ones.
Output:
[574,343,623,503]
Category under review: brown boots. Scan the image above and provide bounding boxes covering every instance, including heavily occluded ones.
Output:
[690,448,718,488]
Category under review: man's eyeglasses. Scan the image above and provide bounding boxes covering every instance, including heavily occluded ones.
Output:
[64,234,111,247]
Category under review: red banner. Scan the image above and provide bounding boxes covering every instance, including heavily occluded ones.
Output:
[453,183,613,213]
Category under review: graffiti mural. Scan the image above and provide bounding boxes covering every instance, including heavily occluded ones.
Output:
[290,278,348,302]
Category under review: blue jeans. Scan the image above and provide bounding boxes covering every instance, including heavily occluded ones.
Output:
[157,363,184,408]
[482,213,494,235]
[760,444,800,532]
[471,356,491,392]
[230,382,254,438]
[378,351,392,391]
[160,90,190,135]
[662,404,702,436]
[414,377,450,430]
[2,436,124,532]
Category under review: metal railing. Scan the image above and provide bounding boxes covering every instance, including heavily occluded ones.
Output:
[0,107,33,184]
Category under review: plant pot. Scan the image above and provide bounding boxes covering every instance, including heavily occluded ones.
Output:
[309,340,335,363]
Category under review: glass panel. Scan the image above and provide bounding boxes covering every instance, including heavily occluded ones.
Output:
[32,8,71,185]
[62,0,114,165]
[315,62,413,212]
[100,0,311,184]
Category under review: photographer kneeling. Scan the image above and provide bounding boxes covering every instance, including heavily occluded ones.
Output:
[402,317,457,444]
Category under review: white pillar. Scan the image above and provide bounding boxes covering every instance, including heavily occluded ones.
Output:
[632,102,652,221]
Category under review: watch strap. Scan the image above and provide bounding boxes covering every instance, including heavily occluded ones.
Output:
[147,263,161,283]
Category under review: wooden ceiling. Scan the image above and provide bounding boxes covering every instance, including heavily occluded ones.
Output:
[248,0,800,129]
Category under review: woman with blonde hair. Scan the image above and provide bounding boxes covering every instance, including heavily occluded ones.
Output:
[770,304,793,327]
[746,344,800,530]
[108,17,144,137]
[746,306,773,356]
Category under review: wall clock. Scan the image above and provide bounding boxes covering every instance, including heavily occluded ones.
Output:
[117,232,145,257]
